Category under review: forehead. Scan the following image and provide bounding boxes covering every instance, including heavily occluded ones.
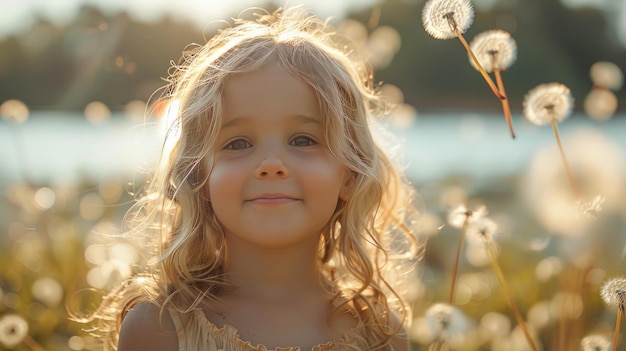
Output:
[221,63,321,123]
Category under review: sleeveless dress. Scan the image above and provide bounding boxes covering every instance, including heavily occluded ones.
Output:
[168,309,362,351]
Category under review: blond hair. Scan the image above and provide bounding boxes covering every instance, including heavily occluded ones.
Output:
[83,7,422,350]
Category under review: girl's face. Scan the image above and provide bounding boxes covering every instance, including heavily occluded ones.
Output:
[208,62,350,250]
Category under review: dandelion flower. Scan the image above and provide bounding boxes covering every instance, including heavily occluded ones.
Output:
[465,217,498,244]
[422,0,474,40]
[601,277,626,310]
[469,30,517,72]
[580,334,611,351]
[523,83,573,126]
[469,29,517,137]
[424,303,471,347]
[524,83,578,198]
[422,0,505,101]
[600,277,626,351]
[426,303,456,332]
[0,314,29,348]
[447,204,487,229]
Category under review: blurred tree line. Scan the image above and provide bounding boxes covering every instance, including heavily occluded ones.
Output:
[0,0,624,113]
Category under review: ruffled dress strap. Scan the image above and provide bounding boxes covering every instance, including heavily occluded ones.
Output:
[168,308,359,351]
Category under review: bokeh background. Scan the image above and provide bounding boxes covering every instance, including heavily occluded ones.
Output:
[1,0,625,350]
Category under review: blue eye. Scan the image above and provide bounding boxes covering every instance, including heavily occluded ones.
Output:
[225,139,251,150]
[290,135,316,147]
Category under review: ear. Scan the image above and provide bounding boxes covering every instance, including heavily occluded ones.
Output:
[339,170,355,201]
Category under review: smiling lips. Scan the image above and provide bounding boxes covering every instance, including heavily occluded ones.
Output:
[247,194,299,205]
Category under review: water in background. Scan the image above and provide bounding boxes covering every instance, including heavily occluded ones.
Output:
[1,111,625,188]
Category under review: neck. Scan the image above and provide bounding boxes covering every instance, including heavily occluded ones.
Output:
[222,235,326,300]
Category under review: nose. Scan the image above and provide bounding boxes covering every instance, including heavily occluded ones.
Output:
[255,150,289,179]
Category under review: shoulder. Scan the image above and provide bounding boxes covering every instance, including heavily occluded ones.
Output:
[117,302,178,351]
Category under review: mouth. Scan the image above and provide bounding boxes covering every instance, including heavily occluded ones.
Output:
[247,194,299,204]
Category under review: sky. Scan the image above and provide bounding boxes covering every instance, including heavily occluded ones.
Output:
[0,0,379,39]
[0,0,624,43]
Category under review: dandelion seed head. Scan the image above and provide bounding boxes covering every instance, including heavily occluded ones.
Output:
[427,303,453,330]
[523,83,573,126]
[447,204,488,229]
[448,204,470,228]
[469,30,517,72]
[580,334,611,351]
[600,277,626,309]
[424,303,471,339]
[465,217,498,244]
[0,314,29,348]
[422,0,474,40]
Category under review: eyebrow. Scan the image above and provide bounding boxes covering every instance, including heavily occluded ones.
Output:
[220,114,321,129]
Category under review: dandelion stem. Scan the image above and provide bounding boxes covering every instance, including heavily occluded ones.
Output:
[612,308,622,351]
[431,338,444,351]
[484,239,539,351]
[368,6,381,29]
[451,30,506,100]
[494,68,515,139]
[448,221,467,304]
[23,335,46,351]
[550,119,580,199]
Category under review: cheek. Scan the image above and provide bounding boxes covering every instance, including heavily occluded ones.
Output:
[303,163,347,201]
[207,162,240,203]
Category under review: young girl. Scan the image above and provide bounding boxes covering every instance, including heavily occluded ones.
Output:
[86,7,422,351]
